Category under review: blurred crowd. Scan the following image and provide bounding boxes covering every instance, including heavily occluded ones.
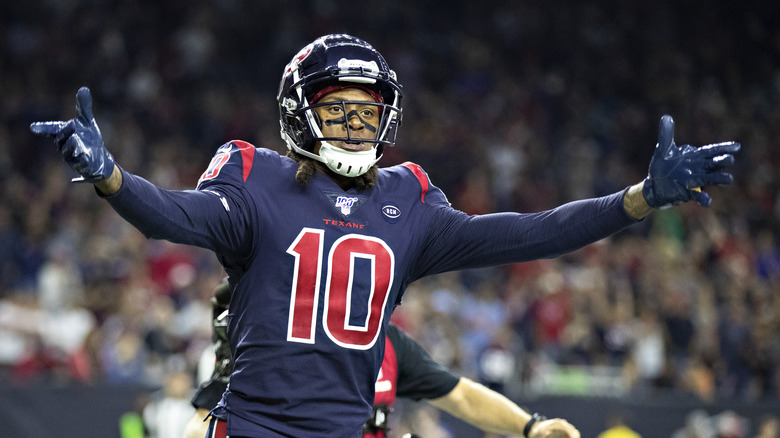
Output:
[1,1,779,431]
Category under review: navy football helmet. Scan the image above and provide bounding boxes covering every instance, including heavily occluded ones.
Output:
[278,34,403,177]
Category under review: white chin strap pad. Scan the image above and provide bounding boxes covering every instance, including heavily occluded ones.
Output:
[318,141,380,177]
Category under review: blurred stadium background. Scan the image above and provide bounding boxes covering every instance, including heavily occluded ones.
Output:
[1,1,779,436]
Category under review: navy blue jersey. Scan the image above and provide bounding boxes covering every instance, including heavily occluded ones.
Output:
[104,140,637,437]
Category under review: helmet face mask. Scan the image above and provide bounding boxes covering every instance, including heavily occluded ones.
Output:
[278,34,403,177]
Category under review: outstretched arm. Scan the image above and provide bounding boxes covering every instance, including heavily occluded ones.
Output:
[427,377,580,438]
[31,86,252,255]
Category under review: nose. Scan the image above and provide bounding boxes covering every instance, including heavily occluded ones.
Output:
[347,111,364,130]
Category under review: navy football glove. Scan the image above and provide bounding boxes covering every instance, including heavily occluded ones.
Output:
[642,115,740,208]
[30,87,115,183]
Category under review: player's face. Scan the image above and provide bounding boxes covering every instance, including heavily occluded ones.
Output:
[312,88,381,153]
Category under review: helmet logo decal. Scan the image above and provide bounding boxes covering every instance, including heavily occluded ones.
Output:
[284,43,314,76]
[324,110,377,133]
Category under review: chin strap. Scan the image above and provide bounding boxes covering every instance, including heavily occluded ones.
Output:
[281,129,380,178]
[317,141,380,177]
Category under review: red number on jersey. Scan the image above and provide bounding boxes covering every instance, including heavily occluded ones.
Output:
[287,229,394,350]
[198,151,230,184]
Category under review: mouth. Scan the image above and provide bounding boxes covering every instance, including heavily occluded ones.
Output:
[340,141,369,152]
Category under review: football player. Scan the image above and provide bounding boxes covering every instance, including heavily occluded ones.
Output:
[31,34,738,437]
[183,282,580,438]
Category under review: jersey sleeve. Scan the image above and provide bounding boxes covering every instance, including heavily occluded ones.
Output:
[390,325,460,401]
[411,188,640,278]
[103,141,256,260]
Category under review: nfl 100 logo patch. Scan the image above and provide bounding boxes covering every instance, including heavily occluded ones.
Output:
[324,192,366,216]
[335,196,359,215]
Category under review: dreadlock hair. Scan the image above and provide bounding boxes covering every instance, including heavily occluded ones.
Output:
[286,150,378,190]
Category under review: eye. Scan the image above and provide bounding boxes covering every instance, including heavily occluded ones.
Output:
[360,107,376,119]
[327,105,344,114]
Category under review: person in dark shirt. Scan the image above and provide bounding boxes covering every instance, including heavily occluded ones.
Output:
[31,33,738,437]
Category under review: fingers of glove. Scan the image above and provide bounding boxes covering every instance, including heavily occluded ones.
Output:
[682,155,734,179]
[703,154,736,171]
[75,87,94,124]
[691,189,712,207]
[30,121,69,137]
[701,171,735,186]
[54,119,76,148]
[696,141,741,157]
[656,115,675,157]
[681,171,724,188]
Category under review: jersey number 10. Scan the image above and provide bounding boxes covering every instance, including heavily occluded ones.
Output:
[286,228,395,350]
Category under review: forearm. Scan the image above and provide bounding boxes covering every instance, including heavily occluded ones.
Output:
[428,378,580,437]
[623,181,653,219]
[95,164,123,195]
[428,378,530,435]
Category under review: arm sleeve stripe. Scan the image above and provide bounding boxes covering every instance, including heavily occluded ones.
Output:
[401,162,429,203]
[231,140,256,182]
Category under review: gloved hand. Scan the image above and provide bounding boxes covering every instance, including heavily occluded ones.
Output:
[30,86,115,183]
[642,115,740,208]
